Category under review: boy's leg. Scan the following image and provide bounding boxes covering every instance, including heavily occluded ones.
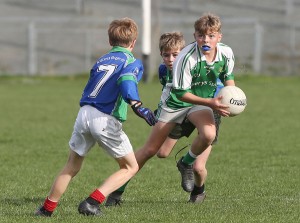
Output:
[105,121,176,206]
[78,108,140,214]
[35,150,84,216]
[78,151,138,215]
[135,121,176,168]
[188,145,212,203]
[157,119,195,158]
[156,137,178,158]
[189,112,219,203]
[193,145,212,187]
[177,109,216,192]
[97,152,139,195]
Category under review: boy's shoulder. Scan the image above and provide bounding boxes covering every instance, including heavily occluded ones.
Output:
[159,63,167,71]
[217,42,234,58]
[158,63,168,76]
[181,41,197,52]
[217,43,233,53]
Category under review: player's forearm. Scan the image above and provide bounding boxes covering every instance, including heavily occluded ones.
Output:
[224,80,235,86]
[179,92,211,107]
[130,100,141,106]
[119,79,141,104]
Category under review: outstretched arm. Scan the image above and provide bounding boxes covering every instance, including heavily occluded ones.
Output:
[119,76,157,126]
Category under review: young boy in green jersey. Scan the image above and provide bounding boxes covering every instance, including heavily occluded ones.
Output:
[171,13,235,202]
[156,32,223,160]
[156,31,224,204]
[105,13,235,205]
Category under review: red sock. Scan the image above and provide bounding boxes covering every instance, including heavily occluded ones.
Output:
[89,189,106,204]
[43,197,58,212]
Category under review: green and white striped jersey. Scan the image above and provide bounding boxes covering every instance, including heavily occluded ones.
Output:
[164,42,235,110]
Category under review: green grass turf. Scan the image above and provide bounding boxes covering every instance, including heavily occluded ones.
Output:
[0,75,299,223]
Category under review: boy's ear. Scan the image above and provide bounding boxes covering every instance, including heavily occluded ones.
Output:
[218,33,223,42]
[129,39,137,50]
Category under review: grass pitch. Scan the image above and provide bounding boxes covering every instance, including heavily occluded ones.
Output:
[0,75,299,223]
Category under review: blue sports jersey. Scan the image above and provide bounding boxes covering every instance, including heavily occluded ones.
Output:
[158,64,170,87]
[80,46,143,122]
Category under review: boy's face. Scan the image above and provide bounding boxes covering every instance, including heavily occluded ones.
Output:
[194,31,222,54]
[160,48,181,70]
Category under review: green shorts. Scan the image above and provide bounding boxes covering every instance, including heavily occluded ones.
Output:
[168,111,221,145]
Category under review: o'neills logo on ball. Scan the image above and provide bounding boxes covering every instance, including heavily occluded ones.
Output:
[229,98,247,106]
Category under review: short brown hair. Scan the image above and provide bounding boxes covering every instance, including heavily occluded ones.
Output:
[108,17,138,47]
[159,32,185,52]
[194,13,221,34]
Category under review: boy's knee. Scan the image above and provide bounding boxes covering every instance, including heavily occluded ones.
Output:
[207,132,216,145]
[202,128,216,145]
[131,163,139,175]
[156,151,168,158]
[156,154,167,158]
[126,162,139,177]
[197,133,215,147]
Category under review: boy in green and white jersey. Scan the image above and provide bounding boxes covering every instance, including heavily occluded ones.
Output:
[156,32,223,158]
[105,13,236,205]
[169,13,235,203]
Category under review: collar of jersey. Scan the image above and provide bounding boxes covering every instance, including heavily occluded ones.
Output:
[110,46,133,57]
[197,43,221,63]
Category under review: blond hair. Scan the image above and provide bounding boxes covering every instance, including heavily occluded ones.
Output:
[194,13,222,34]
[108,17,138,47]
[159,32,185,53]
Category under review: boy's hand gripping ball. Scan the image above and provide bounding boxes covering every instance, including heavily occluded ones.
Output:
[216,86,247,117]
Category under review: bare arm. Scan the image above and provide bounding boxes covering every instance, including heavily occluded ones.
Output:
[179,87,231,117]
[224,79,235,86]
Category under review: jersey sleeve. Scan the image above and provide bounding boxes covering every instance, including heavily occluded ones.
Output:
[220,46,235,83]
[118,76,140,103]
[172,49,193,98]
[133,59,144,82]
[117,59,143,103]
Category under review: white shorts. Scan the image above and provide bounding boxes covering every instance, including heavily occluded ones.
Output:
[157,104,213,123]
[69,105,133,158]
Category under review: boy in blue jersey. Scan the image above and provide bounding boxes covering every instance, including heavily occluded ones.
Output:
[105,13,235,205]
[35,17,156,217]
